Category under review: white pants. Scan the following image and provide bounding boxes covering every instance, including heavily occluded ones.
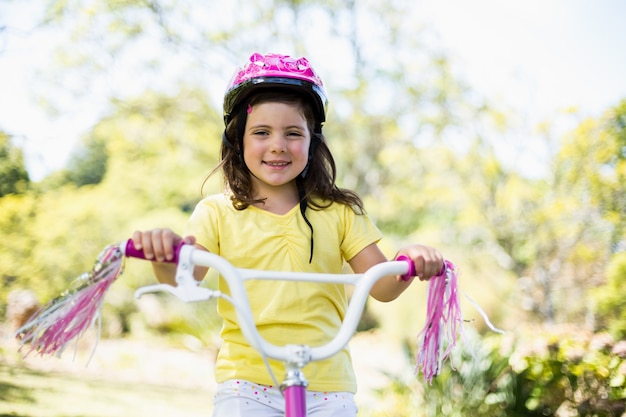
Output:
[212,380,358,417]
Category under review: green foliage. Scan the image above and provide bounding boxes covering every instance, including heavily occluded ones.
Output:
[593,252,626,339]
[453,101,626,325]
[361,330,506,417]
[369,329,626,417]
[64,134,108,186]
[0,132,30,196]
[0,87,220,321]
[417,332,515,417]
[508,328,626,417]
[557,102,626,251]
[0,193,37,319]
[361,330,513,417]
[601,100,626,249]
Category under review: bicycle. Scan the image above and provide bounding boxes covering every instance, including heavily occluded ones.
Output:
[17,239,473,416]
[128,241,444,416]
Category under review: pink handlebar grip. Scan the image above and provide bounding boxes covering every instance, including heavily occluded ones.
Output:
[123,239,184,263]
[396,255,447,281]
[396,255,416,281]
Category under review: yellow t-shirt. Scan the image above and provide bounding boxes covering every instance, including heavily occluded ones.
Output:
[185,193,383,392]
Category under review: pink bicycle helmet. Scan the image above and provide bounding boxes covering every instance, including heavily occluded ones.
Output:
[223,52,328,125]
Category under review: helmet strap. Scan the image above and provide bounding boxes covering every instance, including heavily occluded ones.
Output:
[297,177,314,263]
[297,125,322,264]
[236,104,248,157]
[300,127,322,179]
[221,104,249,166]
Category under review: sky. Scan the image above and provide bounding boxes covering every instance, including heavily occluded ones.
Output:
[421,0,626,116]
[1,0,626,181]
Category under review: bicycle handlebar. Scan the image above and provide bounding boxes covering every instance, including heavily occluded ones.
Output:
[123,241,414,366]
[122,239,184,264]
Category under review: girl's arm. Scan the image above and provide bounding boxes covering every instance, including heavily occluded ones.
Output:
[131,229,208,285]
[348,243,444,302]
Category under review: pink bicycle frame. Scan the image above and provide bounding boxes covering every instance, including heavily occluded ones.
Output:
[283,366,308,417]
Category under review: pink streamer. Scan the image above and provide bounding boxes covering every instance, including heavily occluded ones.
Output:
[415,260,462,384]
[16,243,125,359]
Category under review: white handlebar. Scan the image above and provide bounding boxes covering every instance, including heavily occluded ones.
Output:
[134,245,411,365]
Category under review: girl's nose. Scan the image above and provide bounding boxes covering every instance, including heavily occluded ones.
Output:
[269,136,287,153]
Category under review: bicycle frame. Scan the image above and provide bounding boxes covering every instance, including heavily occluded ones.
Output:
[129,243,413,417]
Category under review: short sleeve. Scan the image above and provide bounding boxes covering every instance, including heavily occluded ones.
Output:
[340,205,383,262]
[184,194,226,254]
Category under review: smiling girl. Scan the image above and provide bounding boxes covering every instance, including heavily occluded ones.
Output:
[132,53,443,416]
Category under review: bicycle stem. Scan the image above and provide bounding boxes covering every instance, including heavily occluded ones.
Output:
[281,359,308,417]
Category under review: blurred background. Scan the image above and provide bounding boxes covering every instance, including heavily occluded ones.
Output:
[1,0,625,416]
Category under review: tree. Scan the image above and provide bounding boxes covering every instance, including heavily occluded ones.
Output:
[452,102,626,325]
[592,252,626,338]
[12,0,622,330]
[593,100,626,251]
[1,1,508,327]
[64,135,108,186]
[30,0,480,206]
[0,132,30,196]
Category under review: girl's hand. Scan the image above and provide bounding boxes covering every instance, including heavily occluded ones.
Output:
[396,244,444,282]
[131,228,196,262]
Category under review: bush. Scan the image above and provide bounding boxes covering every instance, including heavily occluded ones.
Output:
[593,252,626,339]
[370,327,626,417]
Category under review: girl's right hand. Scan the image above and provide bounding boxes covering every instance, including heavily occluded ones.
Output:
[131,228,196,263]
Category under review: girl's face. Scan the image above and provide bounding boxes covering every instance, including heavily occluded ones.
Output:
[243,101,311,196]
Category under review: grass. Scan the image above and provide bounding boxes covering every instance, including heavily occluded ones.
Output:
[0,362,213,417]
[0,328,217,417]
[0,306,416,417]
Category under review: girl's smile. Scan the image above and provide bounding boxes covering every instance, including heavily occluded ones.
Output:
[264,159,291,169]
[243,101,311,196]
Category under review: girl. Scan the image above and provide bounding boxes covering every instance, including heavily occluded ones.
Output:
[132,52,443,416]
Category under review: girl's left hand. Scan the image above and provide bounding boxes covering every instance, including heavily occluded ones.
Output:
[396,244,444,281]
